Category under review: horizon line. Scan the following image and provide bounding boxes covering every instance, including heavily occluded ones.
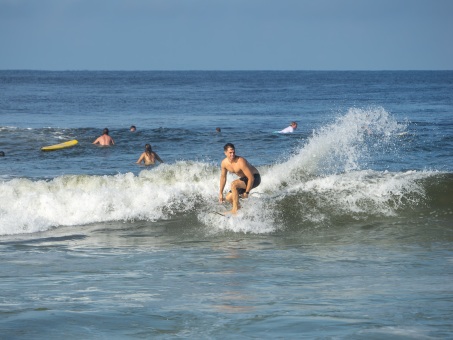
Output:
[1,69,452,72]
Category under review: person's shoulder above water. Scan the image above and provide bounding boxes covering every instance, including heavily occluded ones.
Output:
[93,128,115,146]
[136,143,164,166]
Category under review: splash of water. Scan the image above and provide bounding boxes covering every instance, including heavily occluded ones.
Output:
[262,106,406,191]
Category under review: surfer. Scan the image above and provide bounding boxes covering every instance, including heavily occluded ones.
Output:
[136,144,163,165]
[93,128,115,146]
[219,143,261,214]
[279,121,297,133]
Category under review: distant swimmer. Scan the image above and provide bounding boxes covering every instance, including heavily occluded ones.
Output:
[0,151,4,157]
[130,125,136,132]
[216,127,221,133]
[93,128,115,146]
[136,144,164,165]
[279,121,298,133]
[219,143,261,214]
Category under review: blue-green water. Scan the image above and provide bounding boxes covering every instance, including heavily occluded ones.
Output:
[0,71,452,339]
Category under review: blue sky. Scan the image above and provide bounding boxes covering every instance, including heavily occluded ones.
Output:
[1,0,452,70]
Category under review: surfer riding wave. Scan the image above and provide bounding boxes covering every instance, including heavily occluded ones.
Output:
[219,143,260,214]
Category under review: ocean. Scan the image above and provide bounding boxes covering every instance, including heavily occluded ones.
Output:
[0,70,452,339]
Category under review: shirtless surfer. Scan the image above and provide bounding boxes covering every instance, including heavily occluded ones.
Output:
[219,143,261,214]
[93,128,115,146]
[136,144,163,165]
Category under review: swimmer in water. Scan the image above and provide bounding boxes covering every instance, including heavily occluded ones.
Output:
[93,128,115,146]
[136,144,164,165]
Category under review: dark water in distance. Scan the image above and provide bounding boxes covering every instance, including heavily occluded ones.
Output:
[0,71,452,339]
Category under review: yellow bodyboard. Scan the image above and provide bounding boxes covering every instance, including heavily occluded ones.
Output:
[41,139,78,152]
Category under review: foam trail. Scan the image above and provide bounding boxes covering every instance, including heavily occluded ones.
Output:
[199,196,278,234]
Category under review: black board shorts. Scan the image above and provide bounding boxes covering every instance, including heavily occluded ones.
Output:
[230,173,261,195]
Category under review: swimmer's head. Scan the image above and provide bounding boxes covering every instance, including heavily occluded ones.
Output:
[224,143,235,151]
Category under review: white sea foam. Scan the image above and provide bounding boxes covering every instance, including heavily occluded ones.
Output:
[0,162,218,235]
[199,196,278,234]
[293,170,429,218]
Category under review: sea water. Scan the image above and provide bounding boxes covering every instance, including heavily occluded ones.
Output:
[0,71,452,339]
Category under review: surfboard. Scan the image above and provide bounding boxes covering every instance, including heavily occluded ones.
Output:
[210,211,227,217]
[41,139,78,152]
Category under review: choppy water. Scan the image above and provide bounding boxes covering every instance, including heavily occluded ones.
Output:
[0,71,452,339]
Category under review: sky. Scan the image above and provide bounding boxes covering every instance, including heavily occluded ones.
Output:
[1,0,452,71]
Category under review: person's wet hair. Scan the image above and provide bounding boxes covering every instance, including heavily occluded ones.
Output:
[224,143,235,151]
